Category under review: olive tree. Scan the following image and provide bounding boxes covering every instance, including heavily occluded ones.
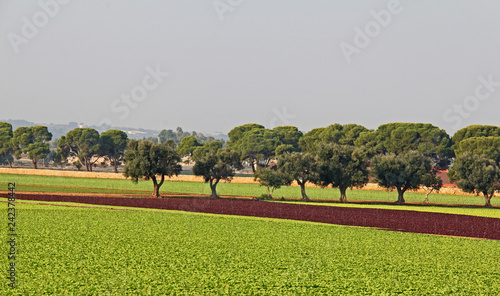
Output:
[123,139,182,198]
[276,152,318,201]
[371,151,440,204]
[254,167,288,199]
[421,173,443,203]
[192,141,243,199]
[448,152,500,207]
[315,144,369,202]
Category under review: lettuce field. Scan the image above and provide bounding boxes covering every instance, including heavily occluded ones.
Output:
[1,199,499,295]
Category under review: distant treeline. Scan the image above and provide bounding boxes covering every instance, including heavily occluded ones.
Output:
[0,123,218,171]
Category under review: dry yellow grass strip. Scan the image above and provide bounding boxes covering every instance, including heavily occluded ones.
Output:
[0,168,127,179]
[0,168,489,197]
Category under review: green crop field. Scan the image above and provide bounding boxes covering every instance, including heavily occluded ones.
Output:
[0,200,499,295]
[1,173,499,206]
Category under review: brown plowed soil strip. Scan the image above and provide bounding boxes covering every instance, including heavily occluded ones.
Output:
[3,193,499,240]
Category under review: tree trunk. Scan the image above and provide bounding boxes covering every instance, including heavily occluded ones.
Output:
[424,188,434,203]
[7,158,12,168]
[250,160,256,174]
[209,179,220,199]
[151,175,161,198]
[113,159,118,173]
[484,194,493,208]
[84,157,91,172]
[158,174,165,197]
[32,158,37,169]
[300,182,310,201]
[266,186,273,199]
[153,183,160,198]
[339,187,347,202]
[396,188,405,204]
[424,192,429,203]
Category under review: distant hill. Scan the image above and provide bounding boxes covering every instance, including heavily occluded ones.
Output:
[0,119,228,142]
[2,119,37,130]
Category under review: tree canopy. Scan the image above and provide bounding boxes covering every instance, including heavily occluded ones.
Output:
[254,167,287,199]
[315,144,369,202]
[452,125,500,149]
[228,124,280,173]
[123,139,182,197]
[99,129,128,173]
[371,150,439,204]
[356,123,453,169]
[227,123,265,143]
[276,152,318,201]
[58,128,101,172]
[454,136,500,164]
[448,152,500,207]
[272,126,303,154]
[159,127,215,144]
[12,125,52,169]
[299,123,368,153]
[177,136,201,158]
[192,141,243,198]
[0,122,14,168]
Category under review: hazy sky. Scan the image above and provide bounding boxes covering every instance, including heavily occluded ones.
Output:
[2,0,500,135]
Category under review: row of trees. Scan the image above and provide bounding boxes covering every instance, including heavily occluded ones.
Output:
[0,123,52,169]
[157,127,216,144]
[56,128,128,173]
[223,123,446,203]
[249,123,498,207]
[2,121,499,206]
[0,123,128,171]
[122,123,500,207]
[0,123,218,172]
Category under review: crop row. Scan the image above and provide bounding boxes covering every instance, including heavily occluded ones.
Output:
[0,201,498,295]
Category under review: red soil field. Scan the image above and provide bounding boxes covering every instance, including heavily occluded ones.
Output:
[4,193,499,240]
